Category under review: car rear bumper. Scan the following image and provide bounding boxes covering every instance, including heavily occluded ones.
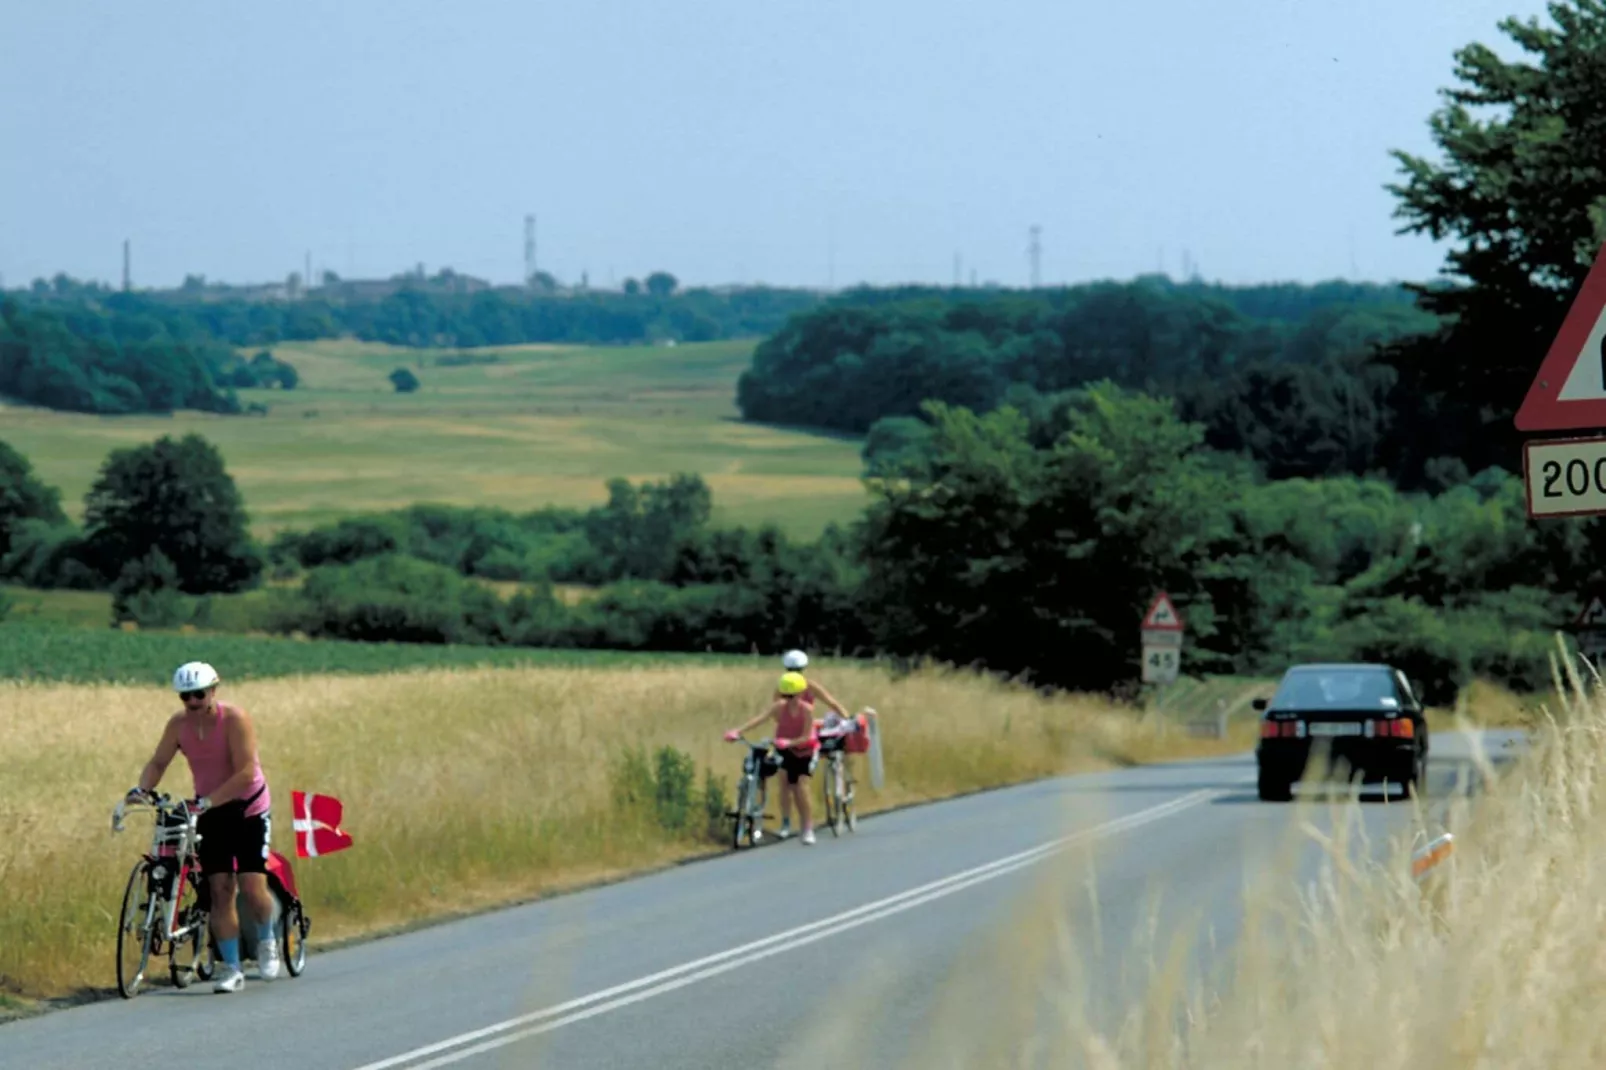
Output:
[1257,739,1418,780]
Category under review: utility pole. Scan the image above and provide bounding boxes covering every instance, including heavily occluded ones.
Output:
[122,239,131,292]
[524,214,537,286]
[953,251,962,288]
[305,251,312,294]
[1028,225,1042,288]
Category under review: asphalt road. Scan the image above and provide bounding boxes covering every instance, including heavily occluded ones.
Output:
[2,730,1522,1070]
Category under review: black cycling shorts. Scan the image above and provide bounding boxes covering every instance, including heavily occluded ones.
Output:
[761,749,816,784]
[196,799,271,876]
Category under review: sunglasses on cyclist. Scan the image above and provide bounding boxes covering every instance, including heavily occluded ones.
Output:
[180,689,210,702]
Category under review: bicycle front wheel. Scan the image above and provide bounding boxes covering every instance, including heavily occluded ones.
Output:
[732,778,751,850]
[822,759,841,836]
[116,860,156,999]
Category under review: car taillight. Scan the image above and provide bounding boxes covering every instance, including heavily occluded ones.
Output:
[1370,718,1415,738]
[1260,720,1279,739]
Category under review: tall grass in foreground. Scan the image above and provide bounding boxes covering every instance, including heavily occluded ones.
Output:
[792,659,1589,1068]
[0,660,1251,1000]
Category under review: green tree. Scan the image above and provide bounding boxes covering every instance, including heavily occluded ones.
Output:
[645,272,678,297]
[0,440,66,561]
[622,278,642,296]
[389,367,420,393]
[582,474,713,582]
[82,433,263,593]
[1385,0,1606,480]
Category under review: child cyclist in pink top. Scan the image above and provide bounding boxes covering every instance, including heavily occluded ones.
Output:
[120,662,278,993]
[726,669,853,845]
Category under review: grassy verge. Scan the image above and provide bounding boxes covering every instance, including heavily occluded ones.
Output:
[0,659,1255,1001]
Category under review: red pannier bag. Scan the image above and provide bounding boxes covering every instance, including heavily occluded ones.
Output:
[845,712,871,753]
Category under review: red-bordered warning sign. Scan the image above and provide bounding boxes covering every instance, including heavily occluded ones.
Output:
[1515,241,1606,432]
[1140,591,1184,632]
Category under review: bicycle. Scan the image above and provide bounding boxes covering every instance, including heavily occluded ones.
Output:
[727,738,777,849]
[818,737,857,836]
[112,793,312,996]
[110,792,214,998]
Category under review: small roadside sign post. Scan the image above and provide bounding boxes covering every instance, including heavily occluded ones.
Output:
[1140,591,1184,685]
[1516,241,1606,518]
[1574,595,1606,660]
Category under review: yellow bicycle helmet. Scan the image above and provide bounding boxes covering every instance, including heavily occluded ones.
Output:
[777,671,808,696]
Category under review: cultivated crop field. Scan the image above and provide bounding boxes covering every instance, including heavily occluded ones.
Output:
[0,339,867,539]
[0,659,1256,1000]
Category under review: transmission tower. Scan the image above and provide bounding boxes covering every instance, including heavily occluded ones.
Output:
[524,214,537,286]
[1028,225,1041,288]
[122,239,131,292]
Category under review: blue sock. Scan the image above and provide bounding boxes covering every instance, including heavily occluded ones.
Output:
[219,937,240,969]
[258,919,275,944]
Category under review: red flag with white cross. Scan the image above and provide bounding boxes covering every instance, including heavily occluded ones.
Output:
[292,790,353,858]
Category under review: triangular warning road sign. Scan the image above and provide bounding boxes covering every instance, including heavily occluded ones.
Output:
[1141,591,1184,632]
[1576,595,1606,628]
[1516,241,1606,431]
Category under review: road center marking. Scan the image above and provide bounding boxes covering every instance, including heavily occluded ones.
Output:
[351,785,1233,1070]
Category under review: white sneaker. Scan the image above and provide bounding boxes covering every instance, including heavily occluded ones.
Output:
[777,822,792,840]
[213,966,245,993]
[258,939,281,981]
[802,829,816,845]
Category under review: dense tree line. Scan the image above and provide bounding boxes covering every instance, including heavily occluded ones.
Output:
[0,300,301,415]
[13,279,826,353]
[738,281,1440,484]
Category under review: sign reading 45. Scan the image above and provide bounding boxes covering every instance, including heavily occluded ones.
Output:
[1142,645,1179,684]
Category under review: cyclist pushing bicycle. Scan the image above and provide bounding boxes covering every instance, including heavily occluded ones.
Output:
[117,661,279,993]
[727,660,857,844]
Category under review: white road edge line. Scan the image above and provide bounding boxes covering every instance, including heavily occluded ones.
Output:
[350,784,1235,1070]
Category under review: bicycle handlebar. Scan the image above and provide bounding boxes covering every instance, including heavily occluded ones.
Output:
[111,791,200,834]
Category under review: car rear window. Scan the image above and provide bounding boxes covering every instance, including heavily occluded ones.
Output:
[1270,667,1400,710]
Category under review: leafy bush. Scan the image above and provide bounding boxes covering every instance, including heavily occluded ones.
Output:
[110,548,187,629]
[0,520,99,590]
[702,769,730,841]
[273,554,505,644]
[609,743,703,840]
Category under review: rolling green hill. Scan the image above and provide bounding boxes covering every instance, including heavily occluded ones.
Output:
[1,338,866,539]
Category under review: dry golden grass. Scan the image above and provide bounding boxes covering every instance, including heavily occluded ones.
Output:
[0,660,1245,1001]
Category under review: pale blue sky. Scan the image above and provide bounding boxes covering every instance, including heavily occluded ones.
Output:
[0,0,1550,292]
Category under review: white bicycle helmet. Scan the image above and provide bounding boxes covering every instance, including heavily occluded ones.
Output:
[173,661,220,692]
[781,649,809,671]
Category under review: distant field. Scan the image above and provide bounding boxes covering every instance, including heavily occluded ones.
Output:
[0,339,867,539]
[0,621,749,685]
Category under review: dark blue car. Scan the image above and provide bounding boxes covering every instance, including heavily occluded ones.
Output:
[1253,663,1429,801]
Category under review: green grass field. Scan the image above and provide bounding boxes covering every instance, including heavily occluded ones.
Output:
[0,339,867,540]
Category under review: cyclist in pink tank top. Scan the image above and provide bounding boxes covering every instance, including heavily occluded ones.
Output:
[122,661,280,993]
[725,670,854,845]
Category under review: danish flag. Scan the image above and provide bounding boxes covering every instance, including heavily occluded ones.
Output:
[292,791,354,858]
